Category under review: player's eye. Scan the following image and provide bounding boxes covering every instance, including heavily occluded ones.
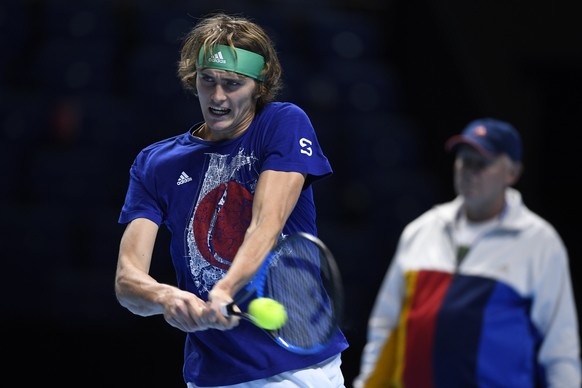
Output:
[200,75,215,83]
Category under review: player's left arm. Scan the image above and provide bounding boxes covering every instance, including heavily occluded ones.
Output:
[208,169,306,311]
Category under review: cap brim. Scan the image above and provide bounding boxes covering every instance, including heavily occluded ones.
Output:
[445,135,497,158]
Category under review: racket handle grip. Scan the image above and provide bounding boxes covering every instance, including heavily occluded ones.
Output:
[220,302,236,317]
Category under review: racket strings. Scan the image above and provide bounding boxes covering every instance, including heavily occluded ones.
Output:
[263,239,337,349]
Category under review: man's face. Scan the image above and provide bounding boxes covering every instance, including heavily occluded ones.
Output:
[196,68,257,140]
[453,145,514,209]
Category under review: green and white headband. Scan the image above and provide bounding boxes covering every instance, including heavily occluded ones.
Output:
[197,44,265,81]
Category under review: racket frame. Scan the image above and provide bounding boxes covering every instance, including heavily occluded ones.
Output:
[221,232,344,354]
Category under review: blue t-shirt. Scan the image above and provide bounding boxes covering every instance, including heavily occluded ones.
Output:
[119,102,349,386]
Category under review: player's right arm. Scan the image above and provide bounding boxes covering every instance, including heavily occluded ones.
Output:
[115,217,218,332]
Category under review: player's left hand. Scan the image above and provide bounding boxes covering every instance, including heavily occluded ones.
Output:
[207,287,241,330]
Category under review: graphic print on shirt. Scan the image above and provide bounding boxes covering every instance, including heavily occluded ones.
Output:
[185,148,258,294]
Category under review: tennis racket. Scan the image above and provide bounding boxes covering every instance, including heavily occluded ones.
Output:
[220,232,344,354]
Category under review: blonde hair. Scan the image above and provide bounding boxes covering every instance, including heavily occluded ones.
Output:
[177,13,283,110]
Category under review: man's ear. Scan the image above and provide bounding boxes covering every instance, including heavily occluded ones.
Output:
[508,161,523,185]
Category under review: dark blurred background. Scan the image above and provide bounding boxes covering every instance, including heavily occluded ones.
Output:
[1,0,580,386]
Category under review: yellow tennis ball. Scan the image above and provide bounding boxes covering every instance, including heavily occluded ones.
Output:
[248,297,288,330]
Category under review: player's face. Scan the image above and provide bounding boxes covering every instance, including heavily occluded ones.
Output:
[453,145,515,219]
[196,69,258,140]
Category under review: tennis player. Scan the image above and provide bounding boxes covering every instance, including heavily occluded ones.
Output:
[114,12,348,388]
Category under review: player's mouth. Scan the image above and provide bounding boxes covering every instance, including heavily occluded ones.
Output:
[209,106,230,116]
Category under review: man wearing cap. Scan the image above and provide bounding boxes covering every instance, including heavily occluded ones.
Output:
[354,118,581,387]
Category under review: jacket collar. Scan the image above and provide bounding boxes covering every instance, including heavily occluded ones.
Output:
[435,187,529,231]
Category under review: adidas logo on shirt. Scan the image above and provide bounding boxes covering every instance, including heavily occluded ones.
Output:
[208,51,226,64]
[177,171,192,185]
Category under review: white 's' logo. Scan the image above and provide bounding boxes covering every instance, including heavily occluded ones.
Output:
[299,138,312,156]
